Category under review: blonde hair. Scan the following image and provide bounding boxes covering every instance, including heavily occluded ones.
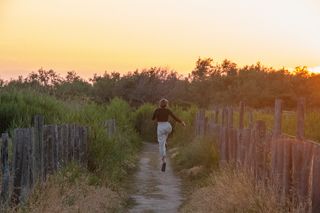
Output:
[159,98,169,108]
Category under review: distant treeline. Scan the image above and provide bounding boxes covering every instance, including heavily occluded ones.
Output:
[1,58,319,108]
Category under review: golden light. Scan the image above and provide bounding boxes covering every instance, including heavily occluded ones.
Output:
[309,66,320,74]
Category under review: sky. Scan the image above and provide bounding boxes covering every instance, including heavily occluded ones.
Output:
[0,0,319,80]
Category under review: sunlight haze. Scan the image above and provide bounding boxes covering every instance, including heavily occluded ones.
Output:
[0,0,319,80]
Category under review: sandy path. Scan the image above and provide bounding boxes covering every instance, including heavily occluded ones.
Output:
[128,142,183,213]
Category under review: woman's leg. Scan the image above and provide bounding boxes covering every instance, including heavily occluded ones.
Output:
[157,125,167,163]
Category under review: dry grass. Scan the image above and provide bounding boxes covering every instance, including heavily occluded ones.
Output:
[180,167,305,213]
[26,179,122,213]
[4,165,126,213]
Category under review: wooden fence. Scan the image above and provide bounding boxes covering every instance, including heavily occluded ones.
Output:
[195,99,320,212]
[0,115,89,206]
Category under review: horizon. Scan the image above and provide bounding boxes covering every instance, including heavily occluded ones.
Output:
[1,0,319,80]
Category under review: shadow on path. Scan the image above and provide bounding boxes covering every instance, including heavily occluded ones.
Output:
[128,142,183,213]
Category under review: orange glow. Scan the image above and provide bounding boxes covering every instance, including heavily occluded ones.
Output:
[0,0,319,80]
[309,66,320,74]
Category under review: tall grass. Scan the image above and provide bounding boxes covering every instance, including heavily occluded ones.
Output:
[0,90,142,186]
[230,109,320,142]
[181,167,305,213]
[134,103,157,142]
[161,106,219,172]
[0,89,68,133]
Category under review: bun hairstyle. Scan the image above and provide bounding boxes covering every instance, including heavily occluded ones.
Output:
[159,98,169,108]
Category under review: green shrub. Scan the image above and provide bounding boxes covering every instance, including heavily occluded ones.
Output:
[134,103,157,142]
[0,89,68,133]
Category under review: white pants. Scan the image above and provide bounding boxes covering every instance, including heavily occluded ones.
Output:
[157,122,172,157]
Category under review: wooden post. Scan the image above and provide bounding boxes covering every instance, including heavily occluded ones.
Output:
[1,133,9,204]
[239,102,244,129]
[20,128,33,203]
[68,124,75,162]
[52,125,58,171]
[254,120,267,180]
[274,99,282,137]
[248,110,254,129]
[42,125,48,181]
[296,98,305,140]
[33,115,43,183]
[11,129,24,205]
[292,141,313,203]
[312,145,320,213]
[221,108,226,127]
[84,126,88,166]
[74,125,80,163]
[227,107,233,129]
[61,124,69,165]
[215,108,219,124]
[57,125,63,168]
[282,139,293,201]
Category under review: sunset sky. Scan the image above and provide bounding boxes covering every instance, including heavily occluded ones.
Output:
[0,0,319,80]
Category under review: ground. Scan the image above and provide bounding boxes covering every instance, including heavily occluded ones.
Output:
[128,142,184,213]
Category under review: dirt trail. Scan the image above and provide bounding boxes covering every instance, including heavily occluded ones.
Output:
[128,142,183,213]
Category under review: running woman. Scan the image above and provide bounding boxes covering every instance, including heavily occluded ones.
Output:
[152,98,186,172]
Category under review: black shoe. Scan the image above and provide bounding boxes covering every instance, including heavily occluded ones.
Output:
[161,163,166,172]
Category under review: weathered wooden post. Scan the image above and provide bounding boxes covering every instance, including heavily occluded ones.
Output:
[57,125,63,168]
[274,99,282,137]
[282,139,293,201]
[221,108,226,127]
[227,107,233,129]
[194,113,199,136]
[53,125,58,171]
[215,108,219,124]
[239,101,245,129]
[61,124,69,165]
[1,133,9,204]
[312,145,320,213]
[68,124,75,162]
[74,125,80,163]
[11,129,24,205]
[248,110,254,129]
[292,141,314,206]
[296,98,305,140]
[12,128,33,204]
[254,120,267,180]
[33,115,43,183]
[79,126,88,166]
[20,128,33,203]
[227,107,234,161]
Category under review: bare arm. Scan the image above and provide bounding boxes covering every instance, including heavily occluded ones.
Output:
[169,110,182,123]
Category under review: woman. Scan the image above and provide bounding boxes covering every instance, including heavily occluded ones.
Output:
[152,98,185,172]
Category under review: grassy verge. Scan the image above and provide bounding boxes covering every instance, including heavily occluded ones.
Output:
[4,164,125,213]
[0,90,142,211]
[230,109,320,142]
[180,167,305,213]
[168,107,309,212]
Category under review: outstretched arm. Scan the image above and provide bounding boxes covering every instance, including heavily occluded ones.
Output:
[169,110,186,126]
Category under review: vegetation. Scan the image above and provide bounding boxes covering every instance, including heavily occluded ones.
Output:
[2,58,320,109]
[1,57,319,211]
[6,164,125,213]
[180,167,305,213]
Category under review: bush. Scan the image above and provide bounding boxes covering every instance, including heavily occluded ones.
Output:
[134,103,157,142]
[0,89,67,133]
[87,98,141,185]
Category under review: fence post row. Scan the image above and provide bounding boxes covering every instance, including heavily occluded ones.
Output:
[296,98,305,140]
[195,98,320,212]
[4,115,90,206]
[274,99,282,137]
[1,133,9,205]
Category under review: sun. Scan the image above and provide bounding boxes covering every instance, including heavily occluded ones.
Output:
[309,66,320,74]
